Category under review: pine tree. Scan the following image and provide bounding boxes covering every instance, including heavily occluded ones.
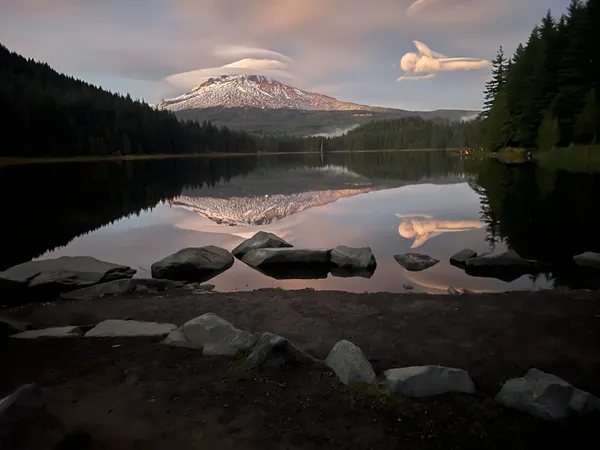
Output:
[481,46,508,119]
[484,89,512,151]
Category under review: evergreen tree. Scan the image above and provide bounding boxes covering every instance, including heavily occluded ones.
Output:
[481,46,508,119]
[573,88,598,143]
[537,107,560,150]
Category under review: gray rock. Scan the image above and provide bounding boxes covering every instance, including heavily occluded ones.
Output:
[84,320,175,337]
[11,326,82,339]
[573,252,600,270]
[0,316,30,338]
[163,313,255,356]
[151,246,234,282]
[232,231,293,258]
[403,283,415,291]
[0,256,135,299]
[384,365,476,398]
[447,287,460,295]
[134,284,158,294]
[495,368,600,420]
[464,251,538,269]
[449,249,478,267]
[245,332,317,369]
[330,246,376,270]
[242,248,330,268]
[325,340,376,385]
[0,384,66,450]
[60,278,182,300]
[394,253,440,272]
[184,283,200,290]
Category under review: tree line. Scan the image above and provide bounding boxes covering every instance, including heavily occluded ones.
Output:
[481,0,600,151]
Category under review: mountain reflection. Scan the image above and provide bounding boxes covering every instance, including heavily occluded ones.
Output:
[396,213,485,248]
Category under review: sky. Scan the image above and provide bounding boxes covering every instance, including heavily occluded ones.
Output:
[0,0,568,111]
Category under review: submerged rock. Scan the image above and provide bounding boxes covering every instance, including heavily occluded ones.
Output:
[164,313,255,356]
[60,278,183,301]
[0,384,67,450]
[85,320,176,337]
[394,253,440,272]
[0,256,135,302]
[449,249,477,267]
[151,246,234,282]
[495,368,600,420]
[11,326,82,339]
[573,252,600,270]
[325,340,376,385]
[245,332,317,369]
[384,365,476,398]
[232,231,293,258]
[242,248,330,268]
[330,246,376,270]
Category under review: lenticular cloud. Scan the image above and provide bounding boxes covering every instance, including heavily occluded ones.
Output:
[397,40,489,81]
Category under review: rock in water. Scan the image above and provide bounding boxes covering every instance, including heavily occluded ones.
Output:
[394,253,440,272]
[330,246,377,270]
[164,313,255,356]
[325,340,376,385]
[495,368,600,420]
[60,278,183,300]
[245,332,317,369]
[573,252,600,270]
[447,287,460,295]
[0,384,66,450]
[241,248,330,268]
[465,251,538,269]
[85,320,176,337]
[384,365,476,398]
[151,246,234,282]
[0,256,135,302]
[449,249,477,267]
[231,231,293,258]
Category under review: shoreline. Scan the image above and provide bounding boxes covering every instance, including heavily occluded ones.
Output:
[0,148,461,167]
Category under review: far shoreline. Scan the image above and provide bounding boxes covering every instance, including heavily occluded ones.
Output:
[0,148,462,167]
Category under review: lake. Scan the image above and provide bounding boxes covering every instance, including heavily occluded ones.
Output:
[3,150,600,293]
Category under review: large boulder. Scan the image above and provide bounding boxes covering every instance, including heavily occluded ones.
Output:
[330,246,376,270]
[0,256,135,302]
[151,246,234,282]
[394,253,439,272]
[325,340,376,385]
[231,231,293,258]
[241,248,330,268]
[495,368,600,420]
[0,384,66,450]
[449,249,477,268]
[164,313,255,356]
[384,365,476,398]
[60,278,184,300]
[84,320,176,337]
[573,252,600,270]
[245,332,317,369]
[463,251,546,282]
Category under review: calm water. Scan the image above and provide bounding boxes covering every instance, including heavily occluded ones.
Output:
[3,151,600,293]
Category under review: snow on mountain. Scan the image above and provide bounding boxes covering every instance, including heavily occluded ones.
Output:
[157,74,392,112]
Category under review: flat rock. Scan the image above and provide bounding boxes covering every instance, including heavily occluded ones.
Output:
[232,231,293,258]
[85,320,176,337]
[330,246,376,270]
[573,252,600,270]
[385,365,476,398]
[242,248,330,268]
[495,368,600,420]
[0,256,135,300]
[0,384,66,450]
[151,246,234,282]
[464,251,539,269]
[449,249,478,267]
[245,332,317,369]
[325,340,376,385]
[394,253,440,272]
[163,313,255,356]
[0,316,30,338]
[11,326,82,339]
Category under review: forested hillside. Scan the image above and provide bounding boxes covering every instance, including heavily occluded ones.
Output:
[481,0,600,151]
[0,44,256,157]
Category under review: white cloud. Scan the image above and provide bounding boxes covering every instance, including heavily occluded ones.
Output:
[214,45,292,63]
[397,40,489,81]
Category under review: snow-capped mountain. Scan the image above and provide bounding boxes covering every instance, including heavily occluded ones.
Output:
[157,74,393,112]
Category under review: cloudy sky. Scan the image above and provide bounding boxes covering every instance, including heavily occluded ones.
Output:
[0,0,567,110]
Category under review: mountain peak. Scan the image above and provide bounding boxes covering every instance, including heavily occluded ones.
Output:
[157,75,392,112]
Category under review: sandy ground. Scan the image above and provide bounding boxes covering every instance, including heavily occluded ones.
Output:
[2,288,600,449]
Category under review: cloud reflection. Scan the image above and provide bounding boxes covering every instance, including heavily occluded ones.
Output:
[396,213,484,248]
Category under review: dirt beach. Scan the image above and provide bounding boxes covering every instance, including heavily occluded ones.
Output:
[2,288,600,449]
